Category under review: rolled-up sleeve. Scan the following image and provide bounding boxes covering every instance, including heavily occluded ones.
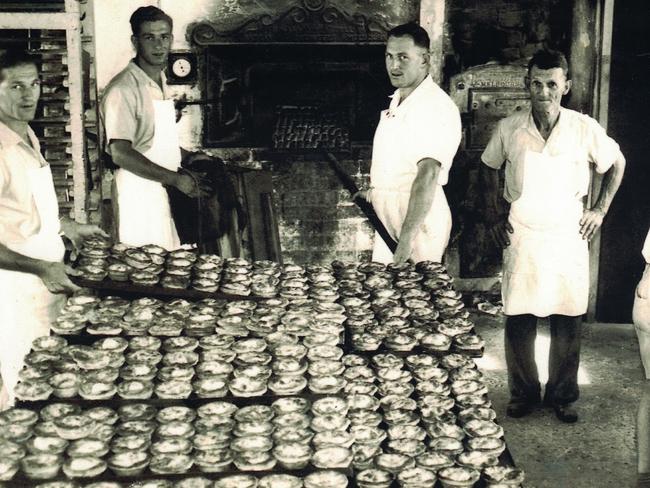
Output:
[584,116,622,174]
[101,86,138,145]
[481,120,506,169]
[0,145,42,245]
[408,103,461,171]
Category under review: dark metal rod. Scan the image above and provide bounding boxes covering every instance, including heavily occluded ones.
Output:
[324,151,398,253]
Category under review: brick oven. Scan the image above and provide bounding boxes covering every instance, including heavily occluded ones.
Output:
[188,0,409,264]
[197,43,388,149]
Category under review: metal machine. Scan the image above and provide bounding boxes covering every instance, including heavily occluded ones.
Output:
[448,63,529,279]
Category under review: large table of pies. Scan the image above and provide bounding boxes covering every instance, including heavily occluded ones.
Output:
[0,240,525,488]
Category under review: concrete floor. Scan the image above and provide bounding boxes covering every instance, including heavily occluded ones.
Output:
[473,311,642,488]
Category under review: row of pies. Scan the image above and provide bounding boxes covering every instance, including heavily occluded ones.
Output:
[72,255,462,311]
[50,292,350,338]
[0,467,523,488]
[0,472,349,488]
[16,323,351,401]
[76,238,382,300]
[75,238,282,297]
[356,464,524,487]
[0,398,358,480]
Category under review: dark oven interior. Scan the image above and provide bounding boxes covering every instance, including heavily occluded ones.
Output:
[202,44,392,149]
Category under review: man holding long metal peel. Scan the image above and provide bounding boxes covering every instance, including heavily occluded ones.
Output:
[355,22,462,264]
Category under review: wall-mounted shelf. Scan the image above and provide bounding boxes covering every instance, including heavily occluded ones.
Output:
[0,0,89,222]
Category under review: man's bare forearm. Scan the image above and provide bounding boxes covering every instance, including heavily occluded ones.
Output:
[0,242,50,277]
[593,155,626,215]
[480,164,502,220]
[399,158,441,243]
[479,162,513,247]
[110,140,180,187]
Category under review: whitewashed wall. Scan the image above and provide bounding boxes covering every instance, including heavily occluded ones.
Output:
[92,0,210,150]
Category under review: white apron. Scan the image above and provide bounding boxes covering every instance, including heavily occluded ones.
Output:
[0,163,66,408]
[371,109,451,264]
[634,230,650,336]
[114,99,181,251]
[502,150,588,317]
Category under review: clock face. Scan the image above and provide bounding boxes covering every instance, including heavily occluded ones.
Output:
[167,52,197,84]
[172,57,192,78]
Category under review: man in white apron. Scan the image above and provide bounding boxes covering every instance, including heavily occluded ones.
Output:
[357,23,461,264]
[101,6,211,251]
[482,50,626,423]
[0,49,108,408]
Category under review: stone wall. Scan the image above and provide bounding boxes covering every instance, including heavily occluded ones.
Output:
[444,0,571,79]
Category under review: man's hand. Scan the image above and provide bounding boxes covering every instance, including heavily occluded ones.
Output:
[352,189,371,203]
[61,218,109,252]
[38,262,81,294]
[580,208,605,241]
[488,218,513,248]
[174,170,213,198]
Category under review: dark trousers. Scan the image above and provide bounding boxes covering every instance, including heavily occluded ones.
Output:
[504,314,582,406]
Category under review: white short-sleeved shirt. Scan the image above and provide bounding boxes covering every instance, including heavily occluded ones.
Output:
[643,228,650,264]
[481,107,622,203]
[100,60,171,155]
[0,121,51,245]
[370,75,462,192]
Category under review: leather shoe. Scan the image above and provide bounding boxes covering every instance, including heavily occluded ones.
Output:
[553,403,578,423]
[506,401,535,418]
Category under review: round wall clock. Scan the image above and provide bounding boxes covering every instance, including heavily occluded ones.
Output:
[167,52,198,84]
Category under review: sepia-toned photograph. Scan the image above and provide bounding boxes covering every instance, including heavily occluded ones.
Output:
[0,1,647,487]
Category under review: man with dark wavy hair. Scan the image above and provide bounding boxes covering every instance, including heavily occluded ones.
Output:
[0,48,106,408]
[482,49,626,423]
[101,6,210,251]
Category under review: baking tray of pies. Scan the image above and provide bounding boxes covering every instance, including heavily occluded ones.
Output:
[345,342,485,359]
[342,326,485,360]
[8,346,520,487]
[71,240,285,301]
[2,399,359,486]
[5,467,353,488]
[340,353,521,488]
[71,276,264,303]
[71,241,482,353]
[14,334,352,409]
[10,256,520,484]
[15,392,346,411]
[7,346,511,486]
